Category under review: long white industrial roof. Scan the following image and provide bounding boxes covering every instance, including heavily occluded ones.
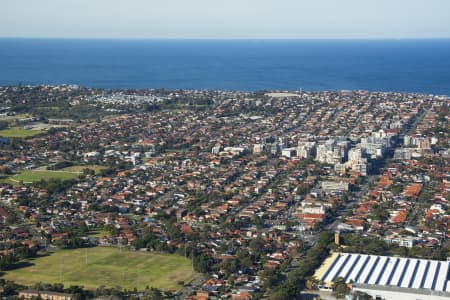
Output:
[320,253,450,293]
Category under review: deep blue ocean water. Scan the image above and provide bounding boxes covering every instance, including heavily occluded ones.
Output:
[1,38,450,95]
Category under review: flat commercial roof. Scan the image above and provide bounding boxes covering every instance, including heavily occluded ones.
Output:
[319,253,450,293]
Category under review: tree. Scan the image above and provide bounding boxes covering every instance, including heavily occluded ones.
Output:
[269,232,333,299]
[269,289,291,300]
[364,239,387,255]
[144,288,163,300]
[0,280,24,296]
[306,276,320,290]
[261,269,282,289]
[194,253,212,273]
[0,121,8,130]
[251,216,265,230]
[0,254,17,271]
[249,237,265,257]
[332,277,350,298]
[372,206,389,223]
[418,190,433,203]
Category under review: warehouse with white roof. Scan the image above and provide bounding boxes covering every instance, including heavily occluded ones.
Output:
[315,252,450,299]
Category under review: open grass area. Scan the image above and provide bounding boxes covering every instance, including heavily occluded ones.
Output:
[0,127,44,138]
[3,247,196,291]
[61,165,106,174]
[0,174,11,184]
[88,229,111,238]
[8,170,80,184]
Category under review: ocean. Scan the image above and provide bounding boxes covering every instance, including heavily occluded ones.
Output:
[1,38,450,95]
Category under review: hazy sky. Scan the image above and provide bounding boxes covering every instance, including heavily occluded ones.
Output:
[2,0,450,39]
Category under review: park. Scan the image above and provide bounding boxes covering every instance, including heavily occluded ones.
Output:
[3,247,196,291]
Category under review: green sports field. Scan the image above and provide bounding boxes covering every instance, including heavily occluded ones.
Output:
[0,127,44,138]
[88,229,111,238]
[7,170,80,184]
[3,247,196,291]
[61,165,106,174]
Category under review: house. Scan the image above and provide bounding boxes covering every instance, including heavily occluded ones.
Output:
[384,235,417,248]
[19,290,74,300]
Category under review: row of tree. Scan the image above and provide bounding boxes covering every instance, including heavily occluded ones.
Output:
[269,231,334,300]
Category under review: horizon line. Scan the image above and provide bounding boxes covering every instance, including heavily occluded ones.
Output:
[1,36,450,41]
[1,83,448,97]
